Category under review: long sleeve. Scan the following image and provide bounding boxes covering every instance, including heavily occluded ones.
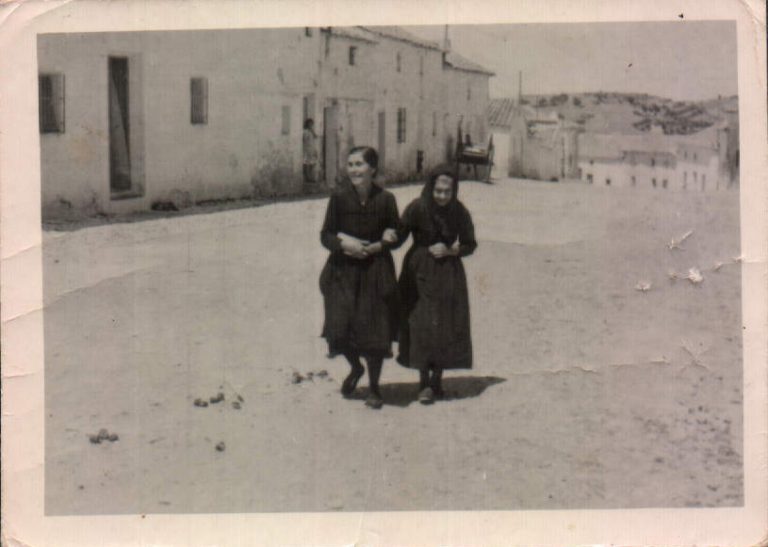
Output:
[320,194,342,252]
[393,200,419,250]
[381,193,405,250]
[457,203,477,257]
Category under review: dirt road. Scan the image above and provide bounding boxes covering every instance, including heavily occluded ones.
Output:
[43,179,743,514]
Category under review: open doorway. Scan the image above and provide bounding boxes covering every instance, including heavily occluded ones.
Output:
[323,103,340,185]
[108,57,132,193]
[377,111,386,174]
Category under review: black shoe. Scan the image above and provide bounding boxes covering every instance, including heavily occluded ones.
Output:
[365,392,384,409]
[341,368,364,397]
[418,387,435,405]
[418,371,429,393]
[430,370,444,399]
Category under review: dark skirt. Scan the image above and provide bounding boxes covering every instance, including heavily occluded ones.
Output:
[397,246,473,370]
[319,252,399,359]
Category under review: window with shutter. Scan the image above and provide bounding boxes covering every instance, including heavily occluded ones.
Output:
[396,108,406,143]
[190,77,208,125]
[39,73,65,134]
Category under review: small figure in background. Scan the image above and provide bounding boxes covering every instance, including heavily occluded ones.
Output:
[303,118,318,183]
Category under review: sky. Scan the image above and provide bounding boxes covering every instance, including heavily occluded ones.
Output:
[409,21,738,102]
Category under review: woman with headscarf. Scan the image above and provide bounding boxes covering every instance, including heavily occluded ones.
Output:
[396,164,477,404]
[319,146,400,409]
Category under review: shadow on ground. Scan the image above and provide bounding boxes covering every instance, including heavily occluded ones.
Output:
[348,375,507,408]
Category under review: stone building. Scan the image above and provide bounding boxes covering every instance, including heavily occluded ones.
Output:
[38,26,493,219]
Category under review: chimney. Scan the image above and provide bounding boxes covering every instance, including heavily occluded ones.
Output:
[516,71,523,107]
[443,25,451,51]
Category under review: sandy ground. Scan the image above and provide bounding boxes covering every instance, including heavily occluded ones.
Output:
[43,178,743,514]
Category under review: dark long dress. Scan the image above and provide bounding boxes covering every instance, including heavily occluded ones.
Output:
[319,183,400,359]
[397,196,477,370]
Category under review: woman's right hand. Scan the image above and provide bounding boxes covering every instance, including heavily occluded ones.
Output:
[429,242,450,259]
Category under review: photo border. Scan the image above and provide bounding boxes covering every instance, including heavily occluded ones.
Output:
[1,0,766,545]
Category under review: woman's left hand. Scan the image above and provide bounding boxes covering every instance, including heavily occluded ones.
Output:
[429,242,450,258]
[382,228,398,244]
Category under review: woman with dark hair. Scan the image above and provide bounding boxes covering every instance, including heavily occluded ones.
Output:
[396,164,477,404]
[302,118,318,183]
[319,146,400,409]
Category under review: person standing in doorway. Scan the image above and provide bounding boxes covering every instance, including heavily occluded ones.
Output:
[303,118,318,183]
[319,146,400,409]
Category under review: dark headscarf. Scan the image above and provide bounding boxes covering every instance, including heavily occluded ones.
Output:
[421,163,461,244]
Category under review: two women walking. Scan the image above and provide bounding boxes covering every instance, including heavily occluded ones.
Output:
[319,146,477,409]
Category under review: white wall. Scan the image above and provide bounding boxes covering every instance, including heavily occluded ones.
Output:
[579,157,720,191]
[677,156,720,191]
[39,28,493,217]
[39,29,319,215]
[367,37,435,179]
[490,130,510,179]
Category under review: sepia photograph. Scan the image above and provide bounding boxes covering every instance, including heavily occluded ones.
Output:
[39,19,745,514]
[2,0,767,545]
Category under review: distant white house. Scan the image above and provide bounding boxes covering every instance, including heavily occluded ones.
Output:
[577,124,736,191]
[488,98,581,181]
[38,26,493,219]
[488,93,739,189]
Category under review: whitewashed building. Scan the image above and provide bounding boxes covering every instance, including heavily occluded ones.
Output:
[488,98,581,182]
[577,125,735,191]
[38,26,493,219]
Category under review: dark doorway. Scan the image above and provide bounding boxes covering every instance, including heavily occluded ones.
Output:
[108,57,131,192]
[377,111,386,173]
[323,103,340,184]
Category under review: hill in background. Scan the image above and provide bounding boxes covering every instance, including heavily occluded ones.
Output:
[513,92,738,135]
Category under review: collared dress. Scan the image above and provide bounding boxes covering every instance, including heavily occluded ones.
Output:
[319,184,400,359]
[396,198,477,370]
